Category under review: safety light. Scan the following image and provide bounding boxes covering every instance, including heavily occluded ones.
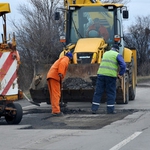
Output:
[60,35,66,43]
[114,35,121,42]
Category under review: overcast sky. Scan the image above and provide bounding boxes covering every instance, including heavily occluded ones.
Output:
[1,0,150,32]
[123,0,150,31]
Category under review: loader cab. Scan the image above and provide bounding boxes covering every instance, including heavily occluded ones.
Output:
[66,6,114,44]
[65,5,128,56]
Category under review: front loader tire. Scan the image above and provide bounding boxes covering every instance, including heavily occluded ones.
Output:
[128,58,136,100]
[124,73,129,104]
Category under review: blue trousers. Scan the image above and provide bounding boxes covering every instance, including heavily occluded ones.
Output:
[91,75,117,113]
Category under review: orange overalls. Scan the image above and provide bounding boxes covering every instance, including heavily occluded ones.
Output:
[47,56,70,114]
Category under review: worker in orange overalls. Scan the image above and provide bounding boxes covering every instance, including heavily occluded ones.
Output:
[47,52,73,116]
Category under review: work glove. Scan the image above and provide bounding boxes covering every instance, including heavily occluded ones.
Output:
[58,73,63,79]
[118,74,123,79]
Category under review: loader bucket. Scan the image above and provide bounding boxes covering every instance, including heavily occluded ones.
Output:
[62,63,99,102]
[29,64,51,104]
[29,63,99,104]
[29,62,127,104]
[62,64,128,103]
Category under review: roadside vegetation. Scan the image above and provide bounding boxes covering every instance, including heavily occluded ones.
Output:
[137,76,150,83]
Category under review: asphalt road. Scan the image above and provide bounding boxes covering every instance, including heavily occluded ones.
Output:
[0,82,148,129]
[0,83,150,150]
[21,104,133,130]
[0,99,134,129]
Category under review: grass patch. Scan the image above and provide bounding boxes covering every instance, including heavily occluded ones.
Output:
[137,76,150,83]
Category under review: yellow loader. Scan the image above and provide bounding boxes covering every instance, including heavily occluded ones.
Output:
[30,0,137,105]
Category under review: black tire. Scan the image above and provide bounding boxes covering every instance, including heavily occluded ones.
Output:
[127,58,136,100]
[129,86,136,100]
[5,103,23,124]
[124,73,129,104]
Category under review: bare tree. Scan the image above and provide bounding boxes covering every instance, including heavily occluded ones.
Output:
[124,16,150,75]
[11,0,63,90]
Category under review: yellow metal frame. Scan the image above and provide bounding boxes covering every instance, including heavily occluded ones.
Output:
[123,48,132,62]
[65,0,123,7]
[0,95,18,101]
[131,48,137,85]
[0,3,11,15]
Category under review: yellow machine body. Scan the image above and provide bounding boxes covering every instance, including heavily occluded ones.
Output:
[30,0,137,104]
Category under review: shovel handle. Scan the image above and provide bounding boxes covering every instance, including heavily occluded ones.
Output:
[59,76,63,105]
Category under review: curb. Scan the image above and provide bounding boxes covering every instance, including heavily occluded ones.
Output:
[137,84,150,87]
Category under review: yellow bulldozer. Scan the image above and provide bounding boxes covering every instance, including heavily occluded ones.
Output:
[30,0,137,105]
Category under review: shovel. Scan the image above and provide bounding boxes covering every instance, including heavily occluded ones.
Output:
[23,92,40,106]
[59,77,66,108]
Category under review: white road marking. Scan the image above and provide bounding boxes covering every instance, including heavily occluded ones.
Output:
[109,131,142,150]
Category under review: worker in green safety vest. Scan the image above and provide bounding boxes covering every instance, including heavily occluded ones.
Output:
[91,44,126,114]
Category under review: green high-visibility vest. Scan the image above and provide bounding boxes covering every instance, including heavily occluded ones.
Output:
[97,50,119,77]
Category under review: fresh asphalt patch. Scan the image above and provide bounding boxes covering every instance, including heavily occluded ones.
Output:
[18,107,139,130]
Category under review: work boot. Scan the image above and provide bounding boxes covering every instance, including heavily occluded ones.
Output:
[107,111,117,114]
[92,110,97,114]
[52,112,64,117]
